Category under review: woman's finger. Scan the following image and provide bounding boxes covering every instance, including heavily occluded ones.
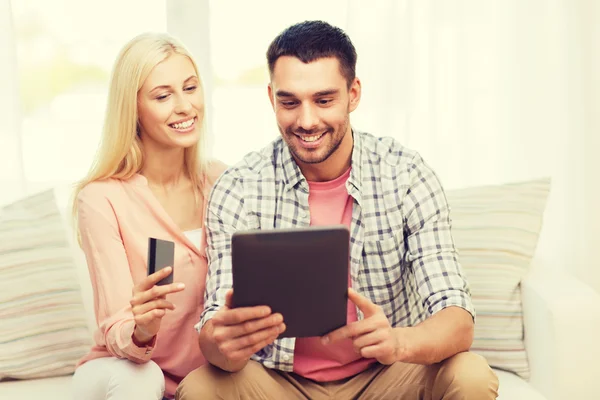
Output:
[132,299,175,316]
[131,281,185,306]
[134,267,173,292]
[133,308,166,327]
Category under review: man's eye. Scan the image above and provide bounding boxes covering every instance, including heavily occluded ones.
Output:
[317,99,332,105]
[281,101,297,107]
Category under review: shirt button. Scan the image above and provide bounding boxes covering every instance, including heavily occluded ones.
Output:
[283,354,290,361]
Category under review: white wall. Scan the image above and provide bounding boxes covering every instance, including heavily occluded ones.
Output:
[344,0,600,294]
[0,0,26,205]
[579,0,600,293]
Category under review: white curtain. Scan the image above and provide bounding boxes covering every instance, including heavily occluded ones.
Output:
[346,0,600,292]
[3,0,598,292]
[0,0,26,206]
[166,0,216,154]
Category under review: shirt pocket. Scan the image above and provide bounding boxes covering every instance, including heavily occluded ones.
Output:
[361,233,405,306]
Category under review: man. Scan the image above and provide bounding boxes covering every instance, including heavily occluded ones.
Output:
[177,20,499,399]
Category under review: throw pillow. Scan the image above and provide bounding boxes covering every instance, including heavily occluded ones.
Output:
[0,189,91,380]
[446,178,551,379]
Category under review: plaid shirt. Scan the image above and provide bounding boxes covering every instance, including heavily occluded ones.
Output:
[197,130,474,371]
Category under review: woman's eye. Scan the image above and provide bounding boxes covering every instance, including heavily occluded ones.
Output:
[185,86,197,92]
[156,94,169,100]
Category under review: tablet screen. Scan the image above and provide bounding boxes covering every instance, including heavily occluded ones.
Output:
[232,225,349,338]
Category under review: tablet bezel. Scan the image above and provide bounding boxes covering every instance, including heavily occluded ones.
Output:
[231,225,349,338]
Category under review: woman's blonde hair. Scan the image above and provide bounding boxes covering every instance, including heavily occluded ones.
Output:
[71,32,208,239]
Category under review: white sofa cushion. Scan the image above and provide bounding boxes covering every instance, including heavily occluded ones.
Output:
[446,178,551,379]
[0,189,91,380]
[0,376,73,399]
[495,370,546,400]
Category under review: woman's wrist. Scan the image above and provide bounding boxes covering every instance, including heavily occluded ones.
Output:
[132,325,155,347]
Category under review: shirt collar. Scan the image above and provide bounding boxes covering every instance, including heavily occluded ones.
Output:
[281,142,306,191]
[347,129,363,196]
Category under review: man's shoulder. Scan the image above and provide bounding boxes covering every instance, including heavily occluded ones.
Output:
[357,131,421,169]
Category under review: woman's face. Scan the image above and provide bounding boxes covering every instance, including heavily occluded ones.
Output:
[137,53,204,150]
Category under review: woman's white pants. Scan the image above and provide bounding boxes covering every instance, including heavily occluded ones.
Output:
[72,357,165,399]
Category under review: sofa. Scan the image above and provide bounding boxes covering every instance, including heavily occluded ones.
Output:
[1,182,599,399]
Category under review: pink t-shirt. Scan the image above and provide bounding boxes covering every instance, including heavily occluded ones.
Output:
[293,168,376,381]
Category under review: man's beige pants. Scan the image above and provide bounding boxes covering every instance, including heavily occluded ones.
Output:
[176,352,499,399]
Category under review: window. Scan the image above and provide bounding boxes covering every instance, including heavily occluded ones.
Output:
[6,0,349,200]
[208,0,348,165]
[11,0,167,194]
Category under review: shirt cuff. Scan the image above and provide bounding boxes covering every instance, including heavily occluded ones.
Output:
[196,309,218,333]
[427,290,476,321]
[116,319,157,362]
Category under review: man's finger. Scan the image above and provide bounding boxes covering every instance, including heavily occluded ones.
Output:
[213,306,271,326]
[224,289,234,309]
[225,327,284,362]
[348,288,380,317]
[358,343,385,360]
[219,322,284,353]
[224,313,283,339]
[321,319,375,345]
[351,329,384,350]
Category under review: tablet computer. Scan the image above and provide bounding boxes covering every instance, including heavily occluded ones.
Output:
[231,225,349,338]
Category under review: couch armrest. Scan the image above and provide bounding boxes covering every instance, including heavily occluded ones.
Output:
[521,270,600,400]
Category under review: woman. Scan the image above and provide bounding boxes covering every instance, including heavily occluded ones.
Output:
[71,32,226,399]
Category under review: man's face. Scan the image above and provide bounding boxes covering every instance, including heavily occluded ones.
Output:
[268,56,360,166]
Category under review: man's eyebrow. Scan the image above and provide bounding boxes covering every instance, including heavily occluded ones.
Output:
[313,89,339,97]
[275,90,296,97]
[275,89,340,98]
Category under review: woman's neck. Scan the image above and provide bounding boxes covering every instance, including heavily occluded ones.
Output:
[140,148,188,190]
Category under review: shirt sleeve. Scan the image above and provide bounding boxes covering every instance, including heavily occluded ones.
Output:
[77,185,155,363]
[196,170,250,331]
[402,153,475,320]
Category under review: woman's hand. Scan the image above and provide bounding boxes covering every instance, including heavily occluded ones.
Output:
[130,267,185,345]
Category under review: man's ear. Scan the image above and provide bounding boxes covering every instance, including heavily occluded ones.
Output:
[268,83,275,110]
[348,77,362,113]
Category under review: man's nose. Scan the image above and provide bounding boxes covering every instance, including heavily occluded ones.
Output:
[296,103,319,131]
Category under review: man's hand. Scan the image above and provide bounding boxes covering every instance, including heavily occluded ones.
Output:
[200,289,286,371]
[322,288,409,365]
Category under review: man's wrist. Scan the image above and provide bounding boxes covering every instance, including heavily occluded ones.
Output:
[392,326,421,364]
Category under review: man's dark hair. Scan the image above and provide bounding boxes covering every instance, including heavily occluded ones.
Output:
[266,20,357,88]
